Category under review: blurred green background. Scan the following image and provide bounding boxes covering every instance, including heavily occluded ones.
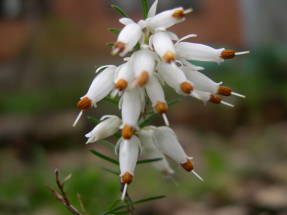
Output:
[1,0,287,214]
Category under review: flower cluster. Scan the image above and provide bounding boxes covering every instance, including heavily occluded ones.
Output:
[74,0,248,199]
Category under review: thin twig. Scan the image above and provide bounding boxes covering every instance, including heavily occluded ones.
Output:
[47,169,84,215]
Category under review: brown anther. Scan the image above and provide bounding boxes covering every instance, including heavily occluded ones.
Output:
[181,159,194,172]
[163,51,176,63]
[209,95,222,104]
[115,79,128,91]
[180,82,193,94]
[121,172,133,184]
[155,101,168,114]
[77,97,92,111]
[218,85,232,96]
[121,125,135,139]
[112,41,126,55]
[137,71,149,86]
[172,8,185,19]
[221,49,236,59]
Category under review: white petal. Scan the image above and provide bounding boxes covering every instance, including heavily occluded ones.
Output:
[146,7,186,31]
[151,31,175,62]
[119,17,134,25]
[182,66,219,94]
[121,88,142,127]
[191,90,211,103]
[139,129,174,175]
[176,34,198,44]
[175,42,224,63]
[145,75,166,106]
[147,0,158,18]
[119,136,140,176]
[85,115,121,144]
[115,62,134,88]
[85,66,116,104]
[153,126,189,164]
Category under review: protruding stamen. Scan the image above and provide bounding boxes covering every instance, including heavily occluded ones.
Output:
[162,113,170,126]
[235,51,250,56]
[137,71,149,86]
[115,79,128,91]
[121,125,135,139]
[220,49,236,59]
[112,41,126,56]
[77,97,92,111]
[183,8,193,15]
[155,101,168,114]
[231,92,246,98]
[180,82,193,94]
[163,51,176,63]
[121,172,133,184]
[209,94,221,104]
[121,183,128,201]
[73,110,83,127]
[192,170,204,182]
[218,85,232,96]
[180,159,194,172]
[220,100,234,108]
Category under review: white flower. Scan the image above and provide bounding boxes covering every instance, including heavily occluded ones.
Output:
[73,66,116,127]
[145,75,169,126]
[139,128,174,175]
[120,87,143,139]
[85,115,121,144]
[192,89,234,107]
[119,136,140,199]
[153,126,203,181]
[175,41,250,63]
[112,22,143,57]
[157,62,194,95]
[114,62,133,91]
[146,7,192,32]
[131,49,156,86]
[151,31,176,63]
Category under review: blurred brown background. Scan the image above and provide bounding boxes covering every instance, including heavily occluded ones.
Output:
[1,0,287,215]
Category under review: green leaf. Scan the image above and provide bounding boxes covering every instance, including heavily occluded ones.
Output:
[90,150,119,165]
[137,157,163,164]
[141,0,149,18]
[104,96,119,105]
[106,42,115,46]
[111,5,128,17]
[99,140,115,148]
[102,167,119,176]
[108,28,120,34]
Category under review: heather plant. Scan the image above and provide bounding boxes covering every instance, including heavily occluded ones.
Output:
[48,0,249,214]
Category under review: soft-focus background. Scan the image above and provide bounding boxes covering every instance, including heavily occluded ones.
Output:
[1,0,287,214]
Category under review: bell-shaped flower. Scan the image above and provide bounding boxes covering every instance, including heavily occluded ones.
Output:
[175,41,249,63]
[114,62,133,92]
[153,126,203,181]
[146,7,192,32]
[131,49,156,86]
[74,66,116,127]
[151,31,176,63]
[145,75,169,126]
[192,90,234,107]
[119,136,140,199]
[139,128,174,175]
[112,22,142,57]
[157,62,194,95]
[120,88,142,139]
[85,115,121,144]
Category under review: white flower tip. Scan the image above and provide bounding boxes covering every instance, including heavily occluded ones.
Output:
[231,92,246,98]
[162,113,170,127]
[235,50,250,56]
[121,183,128,201]
[220,100,234,108]
[73,110,83,127]
[192,170,204,182]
